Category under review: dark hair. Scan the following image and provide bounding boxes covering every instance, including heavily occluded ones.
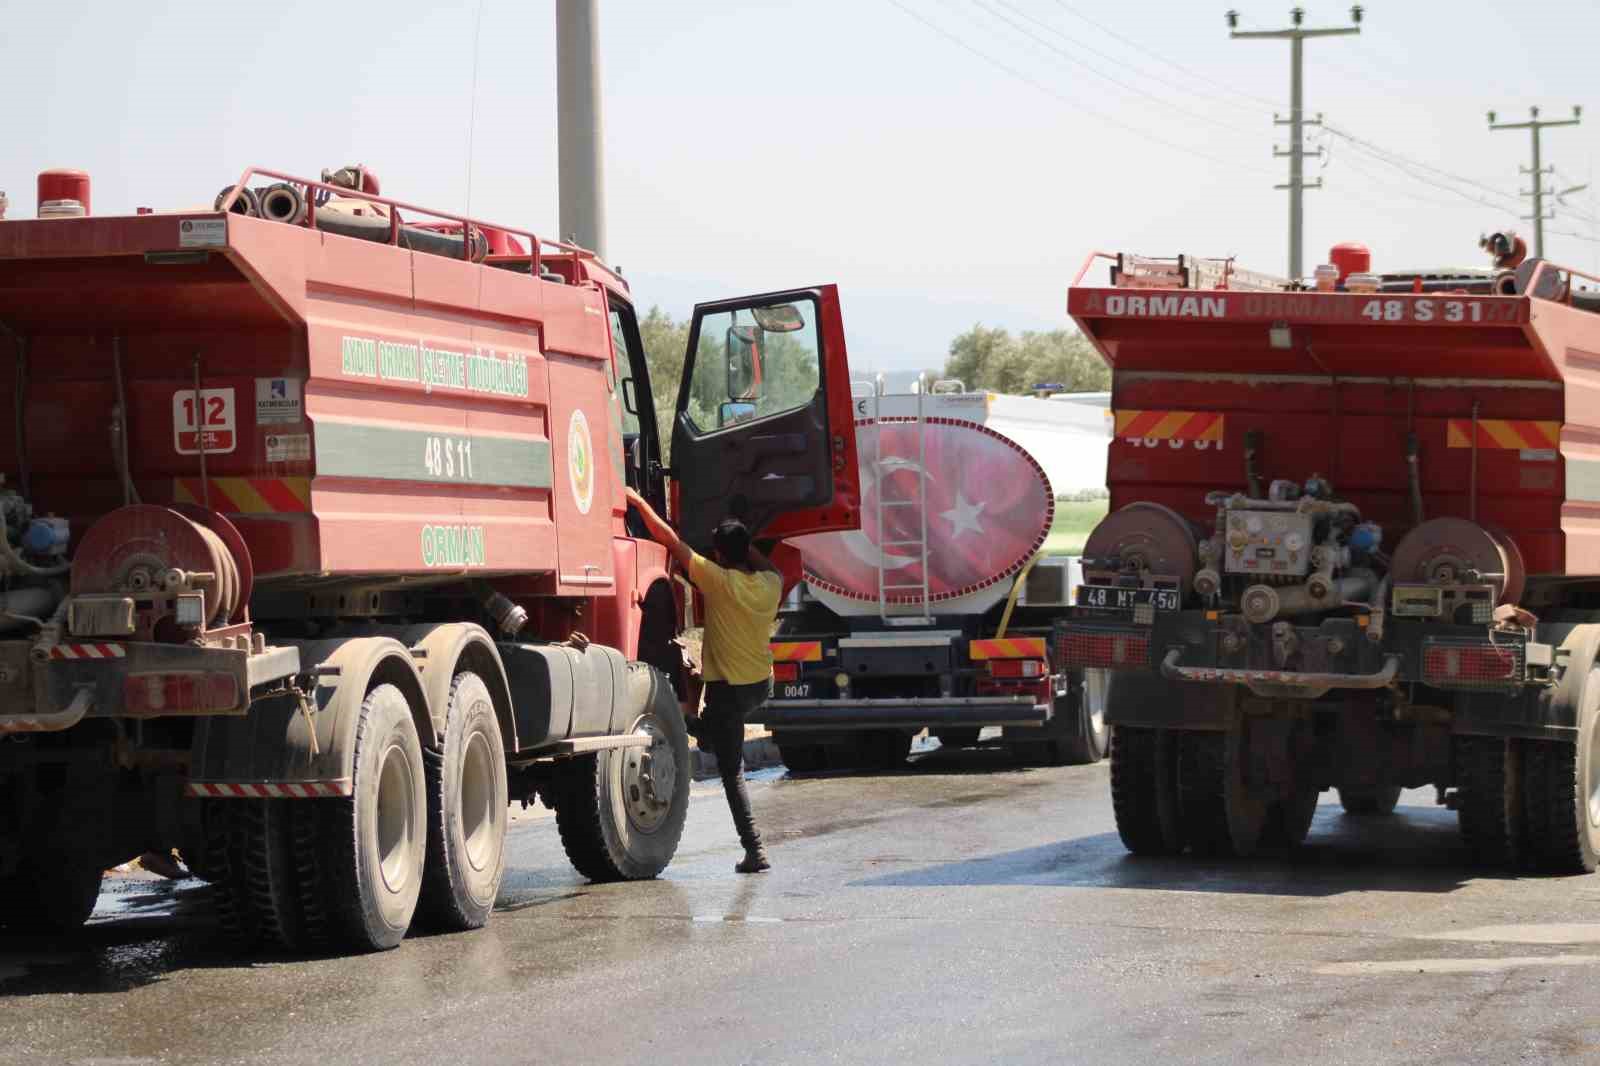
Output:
[712,517,751,563]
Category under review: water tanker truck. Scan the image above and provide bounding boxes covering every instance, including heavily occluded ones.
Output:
[0,164,861,949]
[756,381,1112,770]
[1060,239,1600,870]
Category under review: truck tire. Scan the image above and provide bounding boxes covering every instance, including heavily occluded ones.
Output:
[553,664,689,882]
[1109,727,1184,855]
[417,672,508,932]
[1011,675,1110,766]
[1455,735,1524,869]
[1522,667,1600,873]
[1263,784,1320,849]
[1337,785,1402,816]
[0,858,103,935]
[865,730,913,770]
[779,743,827,773]
[297,684,427,952]
[1178,729,1267,858]
[935,728,982,750]
[1061,670,1111,765]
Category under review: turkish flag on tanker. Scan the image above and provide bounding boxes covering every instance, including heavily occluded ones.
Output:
[794,418,1054,603]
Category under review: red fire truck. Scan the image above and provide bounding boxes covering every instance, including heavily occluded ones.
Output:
[1060,239,1600,871]
[0,164,860,950]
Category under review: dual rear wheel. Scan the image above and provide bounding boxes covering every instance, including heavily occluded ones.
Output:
[1110,726,1320,858]
[1453,670,1600,874]
[210,674,508,953]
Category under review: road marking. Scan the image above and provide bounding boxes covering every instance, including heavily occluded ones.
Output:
[1420,923,1600,945]
[1317,954,1600,976]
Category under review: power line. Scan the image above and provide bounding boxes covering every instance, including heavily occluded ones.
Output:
[1322,125,1526,215]
[968,0,1262,139]
[882,0,1278,177]
[1046,0,1281,111]
[986,0,1269,125]
[463,0,487,218]
[1322,136,1494,215]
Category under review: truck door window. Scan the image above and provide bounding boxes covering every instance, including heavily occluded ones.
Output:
[682,296,821,435]
[608,307,642,436]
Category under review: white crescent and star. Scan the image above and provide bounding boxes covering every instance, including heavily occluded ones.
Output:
[940,491,986,538]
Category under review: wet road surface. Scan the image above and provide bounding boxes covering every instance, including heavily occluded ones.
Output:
[5,744,1600,1065]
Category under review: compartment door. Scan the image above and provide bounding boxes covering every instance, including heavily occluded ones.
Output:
[669,285,860,549]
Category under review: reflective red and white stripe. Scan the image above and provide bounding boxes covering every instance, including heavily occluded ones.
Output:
[46,643,127,660]
[185,780,353,799]
[46,640,126,656]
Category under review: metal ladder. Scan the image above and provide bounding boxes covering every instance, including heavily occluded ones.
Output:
[870,374,932,624]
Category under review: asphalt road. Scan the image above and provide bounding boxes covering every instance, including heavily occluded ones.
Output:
[5,743,1600,1066]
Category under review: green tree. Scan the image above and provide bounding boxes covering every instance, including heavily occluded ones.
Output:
[1016,328,1109,393]
[638,305,690,463]
[943,324,1108,394]
[943,323,1015,392]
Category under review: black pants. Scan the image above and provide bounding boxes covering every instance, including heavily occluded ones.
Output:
[696,680,768,851]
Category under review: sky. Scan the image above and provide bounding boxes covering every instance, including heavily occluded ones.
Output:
[4,0,1599,375]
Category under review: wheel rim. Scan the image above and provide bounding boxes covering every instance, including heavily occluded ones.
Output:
[1085,669,1109,741]
[621,716,675,833]
[376,742,418,892]
[460,728,501,872]
[1588,709,1600,829]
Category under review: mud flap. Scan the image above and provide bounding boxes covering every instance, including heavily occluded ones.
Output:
[189,636,427,791]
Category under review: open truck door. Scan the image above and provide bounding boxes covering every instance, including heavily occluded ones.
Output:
[670,285,860,548]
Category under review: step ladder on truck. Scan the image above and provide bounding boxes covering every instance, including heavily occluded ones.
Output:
[752,375,1112,772]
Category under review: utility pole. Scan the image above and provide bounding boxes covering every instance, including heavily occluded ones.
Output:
[1488,105,1582,258]
[556,0,607,258]
[1228,6,1362,280]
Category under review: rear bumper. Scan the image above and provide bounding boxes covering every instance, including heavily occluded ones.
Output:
[1160,648,1402,697]
[2,639,301,735]
[752,696,1049,730]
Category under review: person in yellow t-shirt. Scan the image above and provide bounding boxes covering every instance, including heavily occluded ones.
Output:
[625,487,780,874]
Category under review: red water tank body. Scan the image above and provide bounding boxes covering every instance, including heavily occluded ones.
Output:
[1329,242,1371,282]
[37,169,91,214]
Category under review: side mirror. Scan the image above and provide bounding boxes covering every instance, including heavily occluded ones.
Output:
[719,401,757,427]
[726,325,762,400]
[750,302,806,333]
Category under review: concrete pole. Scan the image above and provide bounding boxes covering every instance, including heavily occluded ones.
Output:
[1489,106,1581,260]
[556,0,607,258]
[1531,122,1544,257]
[1230,9,1360,281]
[1287,34,1303,281]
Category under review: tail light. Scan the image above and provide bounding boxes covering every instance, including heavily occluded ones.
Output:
[1421,641,1522,689]
[123,672,240,715]
[987,659,1046,679]
[772,662,800,683]
[1056,626,1151,670]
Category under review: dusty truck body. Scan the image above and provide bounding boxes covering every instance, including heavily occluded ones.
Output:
[756,383,1112,771]
[0,165,860,949]
[1061,242,1600,870]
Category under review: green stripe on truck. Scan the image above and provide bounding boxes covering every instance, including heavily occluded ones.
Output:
[314,422,553,489]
